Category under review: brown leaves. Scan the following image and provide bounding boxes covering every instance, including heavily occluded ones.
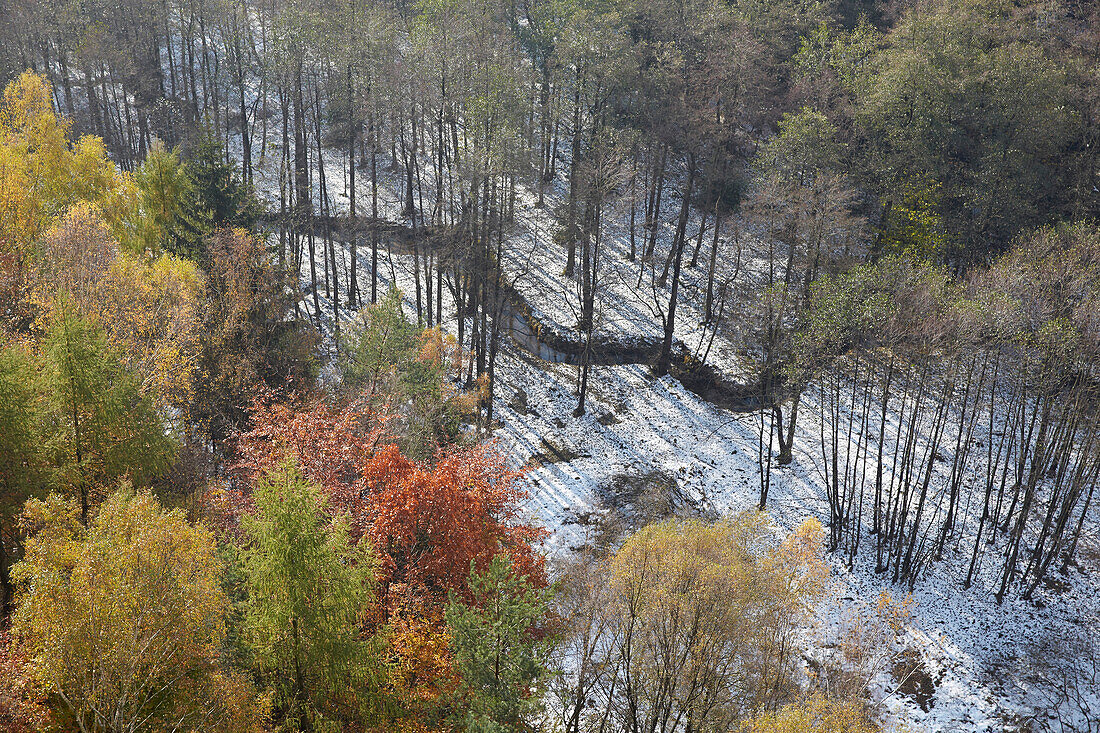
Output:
[194,228,318,444]
[225,393,547,729]
[367,441,544,601]
[0,631,51,733]
[231,392,390,537]
[32,202,118,314]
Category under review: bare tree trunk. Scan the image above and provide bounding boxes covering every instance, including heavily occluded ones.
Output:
[654,155,695,376]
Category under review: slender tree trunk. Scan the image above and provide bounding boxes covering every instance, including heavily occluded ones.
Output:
[371,113,379,304]
[654,156,695,376]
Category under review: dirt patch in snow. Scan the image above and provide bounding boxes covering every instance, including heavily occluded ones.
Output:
[893,648,941,713]
[595,469,716,531]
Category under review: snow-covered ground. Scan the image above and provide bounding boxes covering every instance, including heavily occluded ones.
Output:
[238,135,1100,733]
[490,351,1100,733]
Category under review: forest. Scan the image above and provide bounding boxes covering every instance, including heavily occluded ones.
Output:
[0,0,1098,731]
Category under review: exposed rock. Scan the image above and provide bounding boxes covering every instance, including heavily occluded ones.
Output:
[592,470,716,532]
[509,388,528,415]
[597,412,620,426]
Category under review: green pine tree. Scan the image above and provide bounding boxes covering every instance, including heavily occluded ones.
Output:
[338,287,426,394]
[185,133,258,233]
[44,307,174,524]
[131,143,204,256]
[445,555,553,733]
[0,341,46,618]
[241,459,380,731]
[337,287,459,456]
[134,133,258,261]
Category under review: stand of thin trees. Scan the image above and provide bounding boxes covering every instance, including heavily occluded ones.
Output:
[790,232,1100,600]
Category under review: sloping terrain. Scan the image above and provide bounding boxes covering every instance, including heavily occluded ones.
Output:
[246,145,1100,733]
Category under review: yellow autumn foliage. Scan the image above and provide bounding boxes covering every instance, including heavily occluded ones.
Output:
[0,72,147,335]
[741,693,880,733]
[0,72,138,252]
[29,203,204,413]
[94,251,204,412]
[606,515,830,730]
[11,488,269,732]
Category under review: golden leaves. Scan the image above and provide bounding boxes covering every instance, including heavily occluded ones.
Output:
[0,73,137,252]
[25,201,204,414]
[741,692,880,733]
[0,73,147,338]
[11,489,267,732]
[94,251,205,412]
[601,514,832,727]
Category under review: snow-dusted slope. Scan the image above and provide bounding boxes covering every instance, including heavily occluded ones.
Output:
[240,139,1100,733]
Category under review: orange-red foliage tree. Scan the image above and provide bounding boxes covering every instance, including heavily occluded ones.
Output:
[230,392,388,538]
[229,393,545,608]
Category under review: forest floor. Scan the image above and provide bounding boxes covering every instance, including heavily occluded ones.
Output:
[244,146,1100,733]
